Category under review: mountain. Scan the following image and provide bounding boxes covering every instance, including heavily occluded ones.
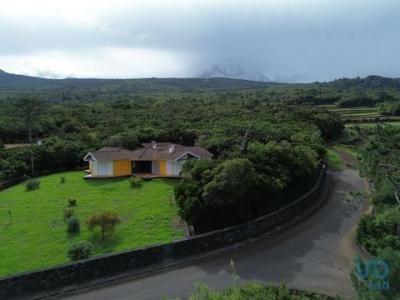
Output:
[0,69,270,91]
[200,65,272,82]
[0,69,57,87]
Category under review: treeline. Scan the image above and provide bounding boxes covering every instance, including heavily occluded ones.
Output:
[3,71,400,109]
[338,92,396,108]
[323,75,400,90]
[275,88,398,109]
[0,137,87,182]
[379,102,400,116]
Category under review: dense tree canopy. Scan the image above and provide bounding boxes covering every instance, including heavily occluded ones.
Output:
[0,93,342,182]
[175,140,320,233]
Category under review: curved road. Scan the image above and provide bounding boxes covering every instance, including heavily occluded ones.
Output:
[61,168,367,300]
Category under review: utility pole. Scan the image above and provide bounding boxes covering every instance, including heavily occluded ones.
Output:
[30,139,42,176]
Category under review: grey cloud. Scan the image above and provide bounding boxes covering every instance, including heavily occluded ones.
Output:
[1,0,400,81]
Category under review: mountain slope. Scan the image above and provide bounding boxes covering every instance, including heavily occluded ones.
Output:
[0,69,56,87]
[0,69,271,91]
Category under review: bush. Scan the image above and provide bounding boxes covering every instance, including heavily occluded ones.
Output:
[63,208,75,221]
[68,198,77,206]
[371,190,396,206]
[67,241,92,261]
[180,282,334,300]
[60,176,66,184]
[356,211,400,255]
[129,176,143,188]
[67,216,80,234]
[25,179,40,191]
[86,211,121,240]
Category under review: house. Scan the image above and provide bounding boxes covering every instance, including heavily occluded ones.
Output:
[83,147,134,178]
[83,142,213,178]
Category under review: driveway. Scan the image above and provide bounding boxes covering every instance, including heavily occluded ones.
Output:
[61,168,367,300]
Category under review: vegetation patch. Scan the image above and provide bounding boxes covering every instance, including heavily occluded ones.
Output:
[325,148,345,170]
[167,282,338,300]
[0,171,184,276]
[352,125,400,299]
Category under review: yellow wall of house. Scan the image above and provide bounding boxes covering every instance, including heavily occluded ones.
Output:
[159,160,167,176]
[89,161,93,173]
[113,160,132,176]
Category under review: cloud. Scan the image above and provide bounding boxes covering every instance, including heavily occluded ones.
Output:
[0,47,192,78]
[1,0,400,81]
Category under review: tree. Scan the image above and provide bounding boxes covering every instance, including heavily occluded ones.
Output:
[106,131,140,150]
[176,158,259,233]
[86,211,121,240]
[13,96,45,142]
[202,158,256,208]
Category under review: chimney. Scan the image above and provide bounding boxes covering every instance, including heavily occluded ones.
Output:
[168,144,175,153]
[151,141,157,149]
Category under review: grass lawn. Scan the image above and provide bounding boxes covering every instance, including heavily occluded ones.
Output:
[325,148,345,170]
[0,171,184,277]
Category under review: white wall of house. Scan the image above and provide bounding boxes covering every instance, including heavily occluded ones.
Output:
[92,161,113,176]
[151,161,160,174]
[166,160,185,176]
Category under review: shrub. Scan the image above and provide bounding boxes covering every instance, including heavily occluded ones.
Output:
[68,198,77,207]
[67,241,92,261]
[371,190,396,206]
[67,216,80,234]
[60,176,66,184]
[25,179,40,191]
[86,211,121,240]
[63,208,75,221]
[185,282,334,300]
[129,176,143,188]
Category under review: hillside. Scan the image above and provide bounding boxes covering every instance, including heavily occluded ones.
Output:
[0,69,57,87]
[317,75,400,90]
[0,69,271,90]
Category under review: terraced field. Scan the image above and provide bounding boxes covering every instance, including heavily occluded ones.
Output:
[320,105,400,127]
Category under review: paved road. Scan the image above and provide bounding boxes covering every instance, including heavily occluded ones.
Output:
[62,169,367,300]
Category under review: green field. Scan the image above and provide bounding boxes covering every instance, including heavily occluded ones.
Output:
[323,105,400,127]
[0,171,184,277]
[345,121,400,128]
[329,107,381,119]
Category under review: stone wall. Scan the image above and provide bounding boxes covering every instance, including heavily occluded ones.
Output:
[0,164,327,299]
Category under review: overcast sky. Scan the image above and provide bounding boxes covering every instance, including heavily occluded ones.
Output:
[0,0,399,82]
